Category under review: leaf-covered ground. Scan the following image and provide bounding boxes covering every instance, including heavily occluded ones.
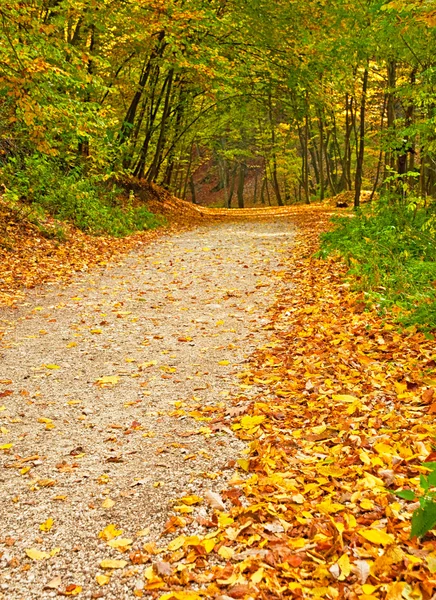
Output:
[1,205,436,599]
[149,210,436,600]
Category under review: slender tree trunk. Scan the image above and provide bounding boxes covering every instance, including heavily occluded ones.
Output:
[370,94,387,201]
[324,132,337,197]
[237,163,246,208]
[253,170,258,205]
[354,65,369,209]
[386,59,397,174]
[182,143,194,200]
[146,69,175,182]
[304,111,310,203]
[318,113,325,200]
[78,24,94,158]
[227,164,237,208]
[118,31,165,148]
[268,90,284,206]
[343,94,353,190]
[189,174,197,204]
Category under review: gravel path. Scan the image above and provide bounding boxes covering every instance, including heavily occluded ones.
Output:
[0,218,294,599]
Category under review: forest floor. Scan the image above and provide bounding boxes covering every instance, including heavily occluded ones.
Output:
[1,205,436,600]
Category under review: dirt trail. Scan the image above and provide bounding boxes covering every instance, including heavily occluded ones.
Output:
[0,217,295,599]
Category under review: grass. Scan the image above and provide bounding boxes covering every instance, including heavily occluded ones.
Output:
[319,198,436,332]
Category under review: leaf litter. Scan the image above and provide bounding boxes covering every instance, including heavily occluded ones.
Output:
[1,205,436,598]
[151,209,436,599]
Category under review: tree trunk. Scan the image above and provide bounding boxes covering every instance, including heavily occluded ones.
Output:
[237,163,246,208]
[118,31,165,148]
[268,90,284,206]
[318,113,325,200]
[189,174,197,204]
[145,69,174,182]
[354,66,369,209]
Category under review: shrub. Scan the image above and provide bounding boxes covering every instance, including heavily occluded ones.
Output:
[1,154,163,236]
[319,198,436,331]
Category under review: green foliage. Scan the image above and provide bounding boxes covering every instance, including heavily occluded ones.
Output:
[319,199,436,331]
[395,462,436,539]
[1,154,163,236]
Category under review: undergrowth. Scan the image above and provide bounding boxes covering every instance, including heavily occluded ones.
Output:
[1,154,163,236]
[319,198,436,332]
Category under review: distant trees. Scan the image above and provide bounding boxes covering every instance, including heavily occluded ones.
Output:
[1,0,435,208]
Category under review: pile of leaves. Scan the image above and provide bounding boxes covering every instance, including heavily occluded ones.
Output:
[129,208,436,599]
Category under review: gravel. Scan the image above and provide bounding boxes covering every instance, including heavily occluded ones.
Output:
[0,218,295,599]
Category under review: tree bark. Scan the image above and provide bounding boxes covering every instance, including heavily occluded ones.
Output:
[237,162,246,208]
[354,66,369,209]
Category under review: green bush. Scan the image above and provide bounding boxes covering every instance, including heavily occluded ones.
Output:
[319,198,436,331]
[1,154,163,236]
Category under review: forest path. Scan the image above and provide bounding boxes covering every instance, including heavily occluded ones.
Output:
[0,217,295,599]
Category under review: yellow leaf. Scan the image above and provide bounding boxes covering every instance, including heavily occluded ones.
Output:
[240,414,265,429]
[45,364,60,370]
[136,528,150,537]
[107,538,133,550]
[174,505,193,513]
[96,376,119,386]
[98,524,123,541]
[39,518,54,532]
[359,451,371,465]
[179,495,203,506]
[202,538,216,553]
[337,554,351,580]
[237,458,250,472]
[25,548,50,560]
[100,559,127,569]
[0,443,13,450]
[159,592,203,600]
[167,535,186,551]
[332,394,358,403]
[426,553,436,573]
[359,529,395,546]
[102,498,115,509]
[96,575,110,585]
[251,567,264,584]
[362,585,379,595]
[218,360,230,366]
[50,547,61,557]
[38,417,53,424]
[316,499,345,514]
[218,546,234,559]
[218,513,234,528]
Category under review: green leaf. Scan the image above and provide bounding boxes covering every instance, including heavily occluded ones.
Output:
[420,474,429,492]
[422,462,436,471]
[411,500,436,539]
[394,489,416,501]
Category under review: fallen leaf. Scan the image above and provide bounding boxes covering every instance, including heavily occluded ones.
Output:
[100,559,127,569]
[25,548,50,560]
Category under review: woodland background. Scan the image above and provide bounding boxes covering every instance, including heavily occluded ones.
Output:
[1,0,436,327]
